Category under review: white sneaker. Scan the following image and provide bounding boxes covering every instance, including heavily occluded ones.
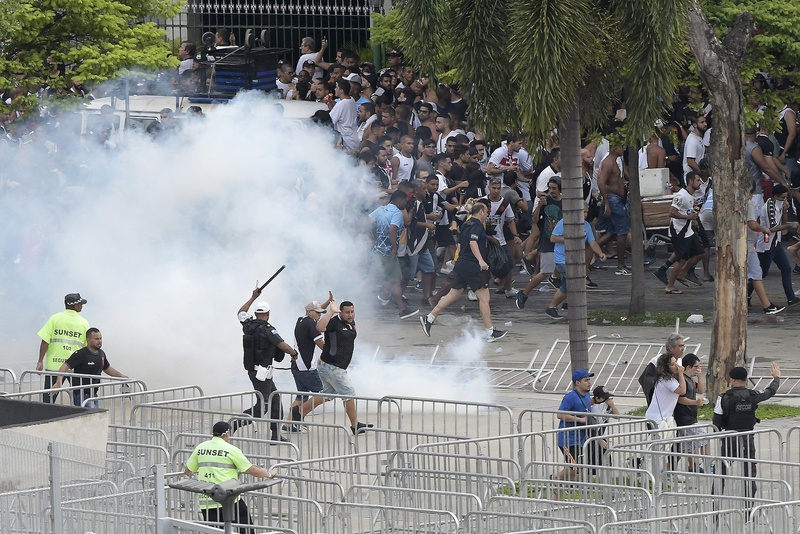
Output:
[467,290,478,301]
[504,288,519,298]
[439,266,453,275]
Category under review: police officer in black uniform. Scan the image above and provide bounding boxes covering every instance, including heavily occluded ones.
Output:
[712,362,780,501]
[235,289,298,442]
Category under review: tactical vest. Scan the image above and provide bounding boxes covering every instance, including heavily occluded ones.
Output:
[242,319,276,372]
[720,387,758,431]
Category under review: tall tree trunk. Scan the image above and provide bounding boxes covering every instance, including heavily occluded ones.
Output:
[627,145,646,315]
[686,2,754,400]
[561,103,589,371]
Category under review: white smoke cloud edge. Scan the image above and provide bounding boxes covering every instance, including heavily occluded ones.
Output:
[1,91,496,406]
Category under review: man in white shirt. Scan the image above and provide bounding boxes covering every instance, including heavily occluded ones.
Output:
[329,79,360,153]
[663,172,705,294]
[682,115,707,182]
[295,36,326,80]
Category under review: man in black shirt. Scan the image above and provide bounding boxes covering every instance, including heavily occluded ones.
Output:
[52,328,128,407]
[235,289,298,441]
[298,298,373,434]
[420,202,507,342]
[287,296,332,426]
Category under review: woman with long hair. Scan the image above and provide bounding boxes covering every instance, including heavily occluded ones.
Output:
[644,352,687,432]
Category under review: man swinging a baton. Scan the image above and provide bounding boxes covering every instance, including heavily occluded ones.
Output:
[234,267,298,442]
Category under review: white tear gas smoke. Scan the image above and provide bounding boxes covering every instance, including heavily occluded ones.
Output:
[0,92,495,404]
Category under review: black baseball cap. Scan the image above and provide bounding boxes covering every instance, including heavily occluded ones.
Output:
[730,367,748,380]
[65,293,87,306]
[212,421,231,436]
[593,386,613,400]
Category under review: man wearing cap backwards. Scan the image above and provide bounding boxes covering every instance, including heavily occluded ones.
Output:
[713,363,781,501]
[235,289,299,442]
[287,293,333,426]
[555,369,595,482]
[184,421,277,533]
[36,293,91,403]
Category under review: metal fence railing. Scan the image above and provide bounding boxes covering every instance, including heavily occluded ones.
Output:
[148,0,388,65]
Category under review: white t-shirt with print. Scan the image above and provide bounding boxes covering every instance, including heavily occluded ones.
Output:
[645,376,680,424]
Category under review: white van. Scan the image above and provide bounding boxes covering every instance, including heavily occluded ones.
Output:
[77,94,328,139]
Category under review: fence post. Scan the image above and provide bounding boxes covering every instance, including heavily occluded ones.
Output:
[154,463,167,534]
[49,442,63,534]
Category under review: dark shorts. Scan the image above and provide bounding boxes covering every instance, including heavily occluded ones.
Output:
[672,232,704,261]
[435,225,456,247]
[291,368,323,402]
[451,268,490,291]
[695,219,711,248]
[555,263,568,292]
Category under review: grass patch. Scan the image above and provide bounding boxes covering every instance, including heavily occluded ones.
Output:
[627,403,800,420]
[588,310,712,327]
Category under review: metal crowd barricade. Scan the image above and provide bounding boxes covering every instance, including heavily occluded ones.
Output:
[89,385,204,426]
[605,427,791,503]
[463,511,596,534]
[273,451,409,498]
[384,466,516,505]
[529,339,701,396]
[248,492,326,534]
[749,500,800,534]
[361,426,466,454]
[106,440,170,477]
[377,394,516,439]
[269,475,346,513]
[412,430,526,466]
[6,374,146,405]
[597,509,747,534]
[324,502,460,533]
[0,367,17,393]
[518,407,648,434]
[264,417,359,460]
[269,389,389,433]
[129,391,264,443]
[109,424,170,449]
[484,495,617,528]
[344,485,483,522]
[389,449,521,483]
[17,368,146,393]
[517,413,653,475]
[61,489,156,533]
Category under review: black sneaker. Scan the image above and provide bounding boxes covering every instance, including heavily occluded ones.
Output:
[399,308,419,320]
[486,328,507,342]
[291,405,302,422]
[515,292,528,310]
[653,269,668,285]
[414,280,424,291]
[352,422,373,435]
[764,304,785,315]
[420,315,433,337]
[547,275,560,289]
[684,272,703,286]
[794,265,800,274]
[545,307,562,319]
[788,297,800,308]
[586,276,598,289]
[562,302,568,310]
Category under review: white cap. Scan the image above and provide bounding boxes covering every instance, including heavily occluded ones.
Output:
[254,301,270,313]
[345,73,362,84]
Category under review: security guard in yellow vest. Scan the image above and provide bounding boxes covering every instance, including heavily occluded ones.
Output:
[184,421,276,533]
[36,293,91,403]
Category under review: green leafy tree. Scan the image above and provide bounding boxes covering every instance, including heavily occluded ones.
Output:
[396,0,689,370]
[0,0,181,116]
[673,1,800,400]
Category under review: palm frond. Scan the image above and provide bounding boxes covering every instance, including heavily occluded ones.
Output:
[610,0,690,139]
[447,0,516,139]
[395,0,447,73]
[508,0,600,140]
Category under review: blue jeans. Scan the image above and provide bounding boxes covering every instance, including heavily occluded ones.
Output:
[758,245,796,302]
[73,389,98,408]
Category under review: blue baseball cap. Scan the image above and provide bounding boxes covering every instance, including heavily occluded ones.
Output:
[572,369,594,382]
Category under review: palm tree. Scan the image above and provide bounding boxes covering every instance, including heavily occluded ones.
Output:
[397,0,689,370]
